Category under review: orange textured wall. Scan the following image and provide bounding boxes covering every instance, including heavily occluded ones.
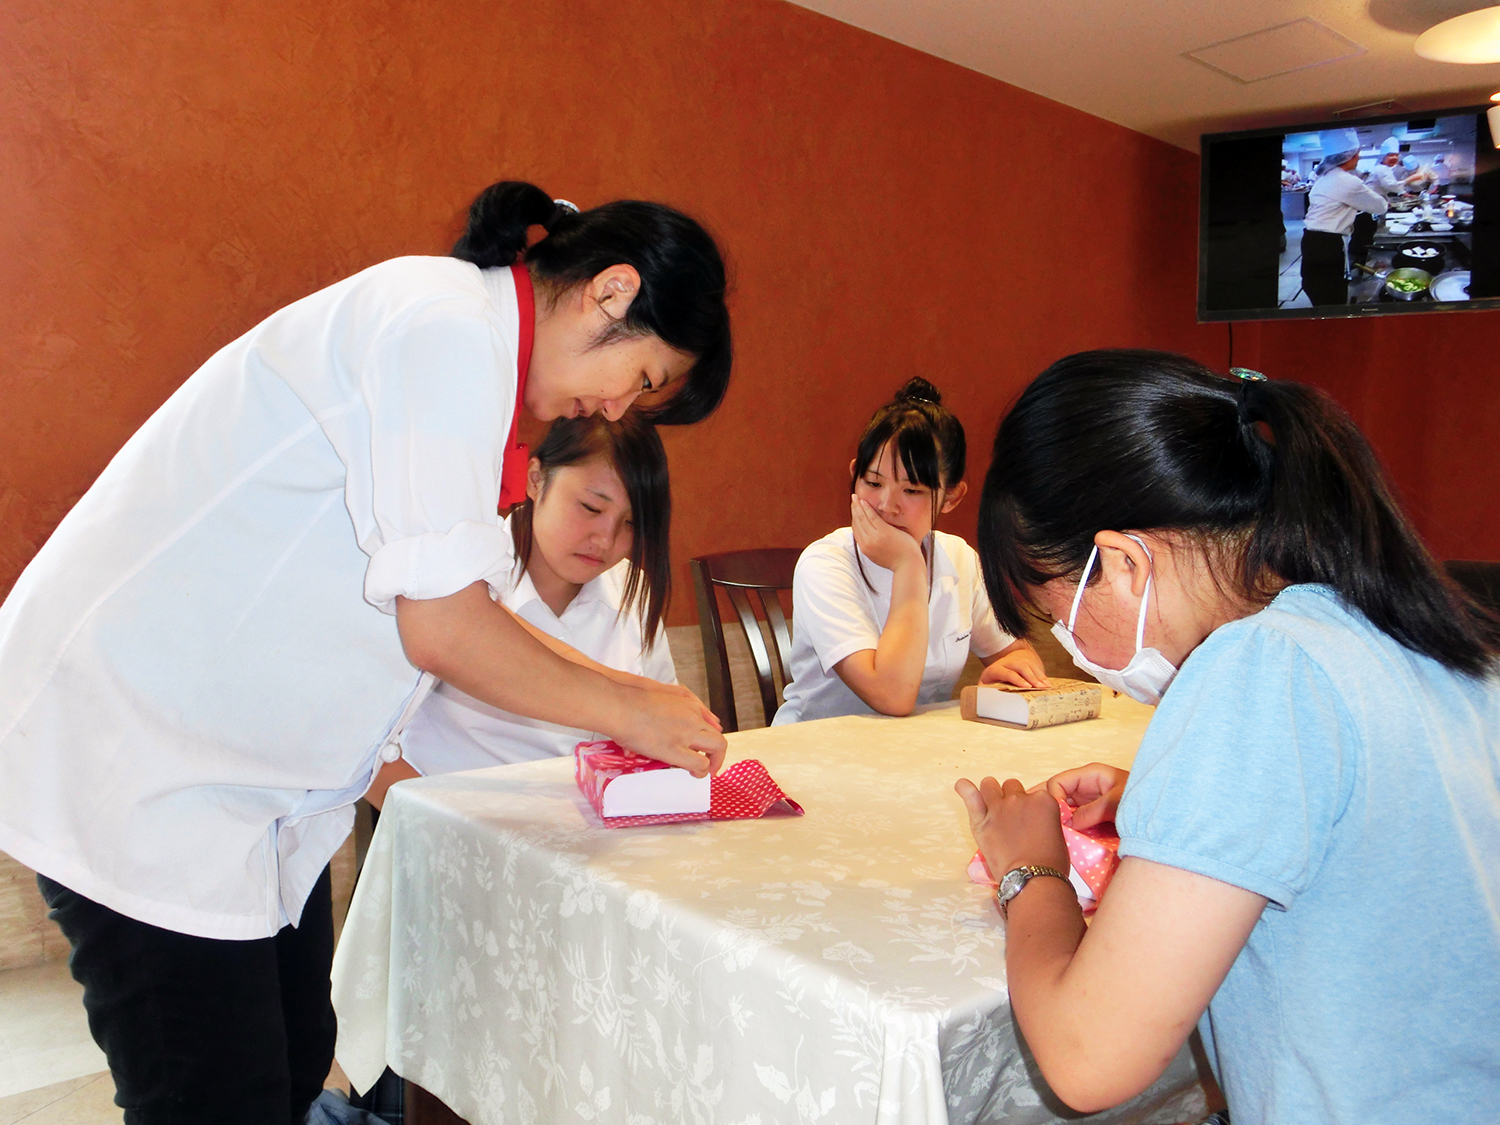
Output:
[1227,312,1500,563]
[1,0,1490,629]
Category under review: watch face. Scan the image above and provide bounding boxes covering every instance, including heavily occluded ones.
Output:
[997,868,1027,901]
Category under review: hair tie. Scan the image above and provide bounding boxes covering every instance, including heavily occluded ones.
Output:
[1230,368,1266,429]
[552,198,580,214]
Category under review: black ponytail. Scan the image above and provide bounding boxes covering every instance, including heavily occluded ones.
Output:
[509,412,671,647]
[452,180,732,427]
[977,349,1500,676]
[450,182,560,269]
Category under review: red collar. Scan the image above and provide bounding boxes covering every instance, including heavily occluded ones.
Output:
[497,264,536,510]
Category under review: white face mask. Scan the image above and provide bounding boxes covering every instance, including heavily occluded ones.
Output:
[1050,535,1178,705]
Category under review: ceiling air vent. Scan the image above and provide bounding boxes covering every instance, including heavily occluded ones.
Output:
[1185,18,1366,83]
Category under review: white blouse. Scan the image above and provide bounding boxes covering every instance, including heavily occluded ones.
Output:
[0,257,523,939]
[773,528,1013,725]
[400,516,676,774]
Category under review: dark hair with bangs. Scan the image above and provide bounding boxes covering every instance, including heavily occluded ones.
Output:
[509,412,672,648]
[851,377,966,498]
[451,180,732,426]
[977,348,1500,675]
[850,377,967,589]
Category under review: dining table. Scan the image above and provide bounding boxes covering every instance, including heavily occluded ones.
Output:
[331,693,1214,1125]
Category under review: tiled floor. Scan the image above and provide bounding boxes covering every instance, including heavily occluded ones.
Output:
[0,961,106,1102]
[0,1073,118,1125]
[1278,220,1312,309]
[0,960,355,1124]
[0,835,360,1123]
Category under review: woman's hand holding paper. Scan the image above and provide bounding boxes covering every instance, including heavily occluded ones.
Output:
[1046,763,1129,830]
[614,690,727,778]
[954,775,1070,879]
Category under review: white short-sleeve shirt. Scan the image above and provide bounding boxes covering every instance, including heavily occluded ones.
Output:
[0,257,524,939]
[400,516,676,773]
[773,527,1013,725]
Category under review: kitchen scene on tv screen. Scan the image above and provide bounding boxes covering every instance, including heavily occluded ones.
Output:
[1280,115,1477,309]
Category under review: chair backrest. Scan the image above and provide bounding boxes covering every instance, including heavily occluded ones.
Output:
[690,548,802,732]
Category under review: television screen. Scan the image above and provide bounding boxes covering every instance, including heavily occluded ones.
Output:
[1199,106,1500,320]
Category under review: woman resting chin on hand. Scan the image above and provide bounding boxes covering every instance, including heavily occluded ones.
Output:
[956,349,1500,1124]
[773,377,1044,726]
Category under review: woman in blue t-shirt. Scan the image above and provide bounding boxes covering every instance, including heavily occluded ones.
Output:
[955,350,1500,1125]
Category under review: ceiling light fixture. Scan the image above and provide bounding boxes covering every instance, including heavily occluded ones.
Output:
[1415,6,1500,63]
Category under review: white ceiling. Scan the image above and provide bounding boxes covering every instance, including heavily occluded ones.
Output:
[782,0,1500,150]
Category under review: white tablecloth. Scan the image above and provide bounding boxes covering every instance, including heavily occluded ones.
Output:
[332,696,1211,1125]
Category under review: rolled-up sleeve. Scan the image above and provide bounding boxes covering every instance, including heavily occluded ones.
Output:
[357,299,516,614]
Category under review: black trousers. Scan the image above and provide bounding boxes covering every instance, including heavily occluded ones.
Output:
[1300,229,1350,306]
[1348,211,1377,270]
[38,866,337,1125]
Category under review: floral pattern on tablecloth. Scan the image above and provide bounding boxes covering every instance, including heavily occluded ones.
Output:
[333,698,1211,1125]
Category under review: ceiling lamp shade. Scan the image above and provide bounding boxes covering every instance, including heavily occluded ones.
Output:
[1415,6,1500,63]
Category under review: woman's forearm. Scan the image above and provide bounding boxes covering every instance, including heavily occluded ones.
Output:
[1001,878,1096,1098]
[835,559,930,714]
[397,583,635,734]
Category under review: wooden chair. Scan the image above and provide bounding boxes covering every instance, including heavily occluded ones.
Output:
[690,548,802,732]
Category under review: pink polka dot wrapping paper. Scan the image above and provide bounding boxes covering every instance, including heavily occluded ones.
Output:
[574,739,804,828]
[967,796,1121,912]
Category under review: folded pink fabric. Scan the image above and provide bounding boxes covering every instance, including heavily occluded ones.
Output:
[574,740,803,828]
[967,796,1121,907]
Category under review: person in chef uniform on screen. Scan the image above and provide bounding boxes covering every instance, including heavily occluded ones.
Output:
[1369,137,1426,201]
[1301,128,1388,306]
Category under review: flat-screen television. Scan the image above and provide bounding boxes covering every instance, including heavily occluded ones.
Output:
[1199,105,1500,320]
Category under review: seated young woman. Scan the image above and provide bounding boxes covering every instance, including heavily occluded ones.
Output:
[956,350,1500,1123]
[398,411,676,774]
[774,378,1046,725]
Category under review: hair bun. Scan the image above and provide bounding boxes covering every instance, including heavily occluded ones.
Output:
[896,376,942,405]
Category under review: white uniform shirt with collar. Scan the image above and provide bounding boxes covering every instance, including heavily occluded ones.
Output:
[1305,167,1389,235]
[773,527,1013,725]
[399,515,676,773]
[0,256,525,940]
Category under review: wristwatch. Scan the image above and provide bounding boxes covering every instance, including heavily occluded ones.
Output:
[995,864,1071,919]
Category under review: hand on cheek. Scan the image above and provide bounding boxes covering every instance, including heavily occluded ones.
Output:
[850,496,922,572]
[954,776,1070,878]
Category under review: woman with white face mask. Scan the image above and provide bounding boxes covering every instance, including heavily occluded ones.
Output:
[956,350,1500,1124]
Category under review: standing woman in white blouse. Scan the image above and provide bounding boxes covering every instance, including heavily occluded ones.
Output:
[0,180,730,1124]
[774,378,1046,726]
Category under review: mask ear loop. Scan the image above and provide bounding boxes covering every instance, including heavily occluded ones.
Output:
[1067,546,1099,633]
[1126,535,1153,652]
